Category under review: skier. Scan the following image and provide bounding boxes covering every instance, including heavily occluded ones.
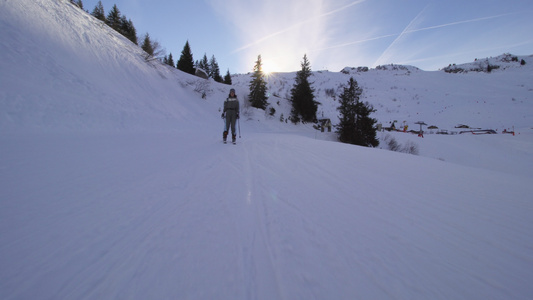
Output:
[221,88,240,143]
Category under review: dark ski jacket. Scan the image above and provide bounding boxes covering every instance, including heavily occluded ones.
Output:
[224,96,240,117]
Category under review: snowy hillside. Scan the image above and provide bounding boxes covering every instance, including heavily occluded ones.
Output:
[0,0,222,133]
[232,54,533,133]
[1,0,533,299]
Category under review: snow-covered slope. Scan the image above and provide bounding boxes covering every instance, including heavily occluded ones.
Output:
[1,0,533,299]
[0,0,222,133]
[232,55,533,133]
[442,53,531,73]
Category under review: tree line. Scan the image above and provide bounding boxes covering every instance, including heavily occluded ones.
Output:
[248,54,378,147]
[71,0,232,84]
[169,42,231,84]
[163,41,232,85]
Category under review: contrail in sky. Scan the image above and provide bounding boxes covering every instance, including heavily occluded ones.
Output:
[312,34,398,52]
[308,9,523,59]
[314,10,522,55]
[320,0,367,17]
[373,4,430,67]
[404,11,519,34]
[232,0,367,53]
[373,10,521,66]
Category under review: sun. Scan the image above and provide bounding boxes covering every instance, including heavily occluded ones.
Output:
[261,59,277,75]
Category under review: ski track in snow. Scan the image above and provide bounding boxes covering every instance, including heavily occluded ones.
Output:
[2,131,533,299]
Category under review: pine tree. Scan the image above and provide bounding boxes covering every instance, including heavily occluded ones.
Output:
[120,16,137,45]
[177,41,195,75]
[336,77,379,147]
[141,33,154,57]
[101,4,137,45]
[106,4,121,31]
[336,77,361,144]
[248,55,269,110]
[91,1,106,22]
[353,100,379,147]
[197,54,210,75]
[210,55,223,83]
[224,69,232,85]
[290,54,317,123]
[167,52,175,67]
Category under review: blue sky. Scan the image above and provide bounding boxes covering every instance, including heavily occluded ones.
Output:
[83,0,533,74]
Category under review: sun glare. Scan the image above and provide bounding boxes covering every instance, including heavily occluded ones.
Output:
[261,59,276,75]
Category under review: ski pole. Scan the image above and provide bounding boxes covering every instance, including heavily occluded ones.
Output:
[222,112,227,132]
[238,117,241,138]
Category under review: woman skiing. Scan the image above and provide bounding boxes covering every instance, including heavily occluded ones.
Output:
[221,88,240,143]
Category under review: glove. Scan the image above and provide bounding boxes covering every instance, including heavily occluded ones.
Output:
[236,113,240,119]
[221,113,225,119]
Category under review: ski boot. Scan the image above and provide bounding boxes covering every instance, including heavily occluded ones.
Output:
[223,131,228,143]
[232,134,236,144]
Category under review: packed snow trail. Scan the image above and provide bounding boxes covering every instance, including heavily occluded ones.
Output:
[1,131,533,299]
